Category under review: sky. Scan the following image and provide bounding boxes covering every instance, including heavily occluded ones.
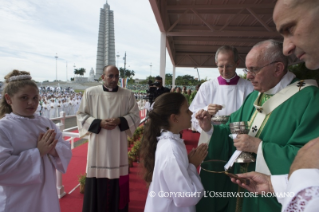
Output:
[0,0,242,83]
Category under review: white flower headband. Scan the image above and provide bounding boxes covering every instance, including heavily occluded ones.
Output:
[8,75,32,82]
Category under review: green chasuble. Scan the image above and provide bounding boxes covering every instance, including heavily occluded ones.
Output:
[197,79,319,212]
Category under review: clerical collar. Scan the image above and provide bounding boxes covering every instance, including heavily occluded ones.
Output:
[102,85,119,92]
[217,74,240,85]
[264,71,296,95]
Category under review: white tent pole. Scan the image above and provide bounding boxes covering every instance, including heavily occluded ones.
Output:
[159,32,166,86]
[172,66,176,88]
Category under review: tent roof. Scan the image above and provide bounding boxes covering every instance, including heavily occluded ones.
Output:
[149,0,299,68]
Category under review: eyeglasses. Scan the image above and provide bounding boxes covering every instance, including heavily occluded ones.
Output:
[243,61,280,76]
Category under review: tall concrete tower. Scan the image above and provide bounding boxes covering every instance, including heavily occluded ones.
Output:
[95,0,116,77]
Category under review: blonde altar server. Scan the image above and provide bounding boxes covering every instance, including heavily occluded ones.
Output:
[77,65,140,212]
[141,93,207,212]
[0,70,72,212]
[189,46,253,132]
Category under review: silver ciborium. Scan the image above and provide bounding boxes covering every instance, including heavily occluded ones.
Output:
[229,121,255,163]
[211,115,230,125]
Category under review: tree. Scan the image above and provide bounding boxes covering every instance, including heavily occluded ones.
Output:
[165,73,173,85]
[288,62,319,84]
[74,69,79,76]
[238,73,247,79]
[175,75,198,85]
[119,67,135,79]
[127,78,135,84]
[78,68,86,76]
[139,76,155,84]
[74,68,86,77]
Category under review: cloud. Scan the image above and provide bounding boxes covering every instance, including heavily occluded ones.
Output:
[0,0,244,84]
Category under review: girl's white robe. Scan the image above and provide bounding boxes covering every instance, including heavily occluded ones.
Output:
[144,131,204,212]
[0,113,72,212]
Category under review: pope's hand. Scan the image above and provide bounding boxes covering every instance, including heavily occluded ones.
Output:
[233,134,261,153]
[207,104,223,116]
[289,137,319,178]
[230,171,273,194]
[195,109,211,132]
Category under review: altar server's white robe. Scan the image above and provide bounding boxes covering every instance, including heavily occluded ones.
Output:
[50,102,57,118]
[144,131,204,212]
[42,103,50,119]
[65,101,71,115]
[0,113,72,212]
[189,77,253,132]
[77,86,140,179]
[70,100,76,115]
[75,99,81,112]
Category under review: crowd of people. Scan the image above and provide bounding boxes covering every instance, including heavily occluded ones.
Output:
[36,91,82,118]
[1,0,319,211]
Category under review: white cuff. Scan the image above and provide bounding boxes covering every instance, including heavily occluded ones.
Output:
[206,124,214,135]
[271,174,288,205]
[198,125,214,146]
[255,141,271,175]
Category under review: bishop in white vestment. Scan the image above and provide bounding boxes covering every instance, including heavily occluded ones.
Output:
[190,75,253,132]
[189,46,253,133]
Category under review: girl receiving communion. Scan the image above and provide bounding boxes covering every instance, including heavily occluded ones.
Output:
[141,92,208,212]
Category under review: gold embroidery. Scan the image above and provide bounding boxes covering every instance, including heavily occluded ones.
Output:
[248,93,273,137]
[256,113,271,138]
[297,80,306,91]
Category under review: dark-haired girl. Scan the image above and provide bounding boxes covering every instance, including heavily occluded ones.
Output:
[141,92,208,212]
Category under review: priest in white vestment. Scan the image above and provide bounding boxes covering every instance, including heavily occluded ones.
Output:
[190,46,253,133]
[77,65,140,212]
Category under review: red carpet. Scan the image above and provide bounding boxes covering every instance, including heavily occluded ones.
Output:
[59,129,199,212]
[59,142,88,212]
